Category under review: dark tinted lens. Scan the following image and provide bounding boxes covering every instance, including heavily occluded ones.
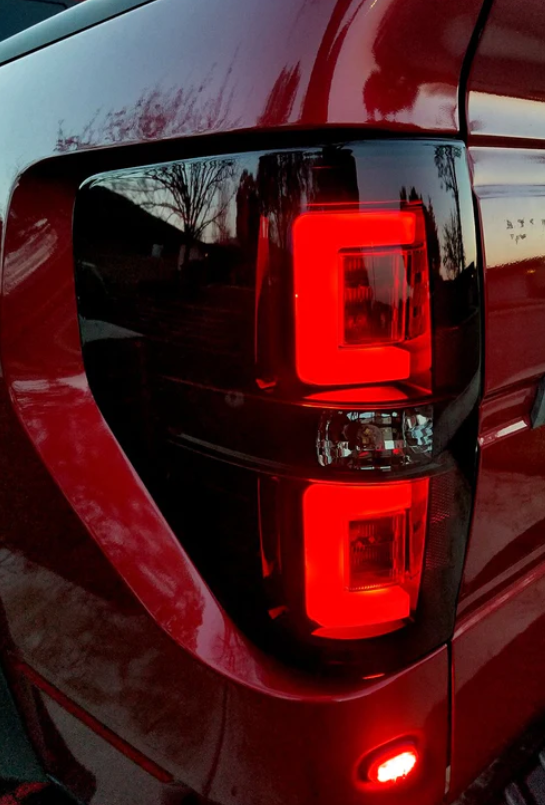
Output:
[73,140,480,674]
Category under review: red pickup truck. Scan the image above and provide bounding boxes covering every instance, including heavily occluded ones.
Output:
[0,1,544,803]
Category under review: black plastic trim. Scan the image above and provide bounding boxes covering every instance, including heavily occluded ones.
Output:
[452,714,545,805]
[531,377,545,429]
[458,0,496,141]
[0,660,45,782]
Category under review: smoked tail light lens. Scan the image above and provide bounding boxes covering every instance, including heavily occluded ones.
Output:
[73,140,480,675]
[258,461,471,672]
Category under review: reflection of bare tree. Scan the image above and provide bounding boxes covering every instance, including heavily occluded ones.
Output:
[435,145,465,279]
[400,186,441,276]
[136,160,236,261]
[424,196,441,275]
[400,185,421,204]
[442,210,466,280]
[258,64,301,126]
[56,71,239,152]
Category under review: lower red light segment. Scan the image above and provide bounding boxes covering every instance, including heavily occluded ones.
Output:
[303,479,429,638]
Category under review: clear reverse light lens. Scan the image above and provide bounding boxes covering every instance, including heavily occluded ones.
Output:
[317,406,433,470]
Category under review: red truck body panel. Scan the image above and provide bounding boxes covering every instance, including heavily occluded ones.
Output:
[3,0,545,803]
[451,1,545,796]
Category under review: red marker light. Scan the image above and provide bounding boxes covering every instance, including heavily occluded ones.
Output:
[367,746,419,784]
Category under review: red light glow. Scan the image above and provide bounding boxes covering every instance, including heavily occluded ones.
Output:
[305,385,408,403]
[292,208,431,388]
[303,479,429,638]
[368,747,419,784]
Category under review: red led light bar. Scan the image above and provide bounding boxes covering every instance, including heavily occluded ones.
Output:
[292,208,431,388]
[303,479,429,638]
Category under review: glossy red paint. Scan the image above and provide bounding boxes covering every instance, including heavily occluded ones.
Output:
[0,348,450,804]
[0,1,486,802]
[458,377,544,620]
[14,663,173,783]
[0,147,451,805]
[0,0,486,195]
[449,30,545,794]
[467,148,545,395]
[449,158,545,792]
[451,566,545,798]
[468,0,545,141]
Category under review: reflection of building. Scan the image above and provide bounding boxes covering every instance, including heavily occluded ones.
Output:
[76,178,256,390]
[76,184,184,289]
[313,145,359,202]
[177,242,207,272]
[76,185,251,293]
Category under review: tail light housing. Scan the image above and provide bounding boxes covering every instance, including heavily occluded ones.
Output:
[73,140,480,674]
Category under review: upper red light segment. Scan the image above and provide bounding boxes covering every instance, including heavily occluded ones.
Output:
[292,208,430,388]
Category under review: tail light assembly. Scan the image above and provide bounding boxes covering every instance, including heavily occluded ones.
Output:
[73,140,480,675]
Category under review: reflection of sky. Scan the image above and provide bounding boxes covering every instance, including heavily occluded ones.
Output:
[470,92,545,142]
[354,143,475,274]
[0,0,478,261]
[98,144,474,269]
[480,195,545,267]
[104,153,260,244]
[471,149,545,265]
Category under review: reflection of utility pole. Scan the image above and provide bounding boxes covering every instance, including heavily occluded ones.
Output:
[256,151,314,251]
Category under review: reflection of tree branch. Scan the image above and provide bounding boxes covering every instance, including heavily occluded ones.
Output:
[258,64,301,126]
[442,210,465,280]
[434,145,465,278]
[257,151,314,251]
[56,67,240,152]
[141,160,236,246]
